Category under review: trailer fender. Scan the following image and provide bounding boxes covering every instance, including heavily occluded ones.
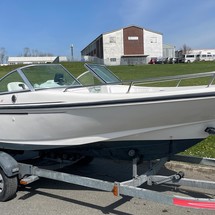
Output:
[0,151,19,177]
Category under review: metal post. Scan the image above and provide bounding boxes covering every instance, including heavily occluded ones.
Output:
[132,157,138,178]
[70,44,74,61]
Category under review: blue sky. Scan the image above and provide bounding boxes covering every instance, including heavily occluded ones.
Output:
[1,0,215,59]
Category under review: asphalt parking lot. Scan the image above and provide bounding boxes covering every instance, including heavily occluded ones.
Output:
[0,158,215,215]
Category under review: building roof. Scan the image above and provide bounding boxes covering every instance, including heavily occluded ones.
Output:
[103,25,163,36]
[163,44,175,48]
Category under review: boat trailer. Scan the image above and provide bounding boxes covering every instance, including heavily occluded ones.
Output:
[0,151,215,210]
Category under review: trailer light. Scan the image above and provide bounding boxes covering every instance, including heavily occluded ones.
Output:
[19,179,28,185]
[112,183,119,196]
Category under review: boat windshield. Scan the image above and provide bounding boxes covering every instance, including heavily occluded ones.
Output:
[0,63,121,94]
[84,64,121,84]
[21,64,81,90]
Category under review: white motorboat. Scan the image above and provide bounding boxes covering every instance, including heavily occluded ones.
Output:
[0,63,215,161]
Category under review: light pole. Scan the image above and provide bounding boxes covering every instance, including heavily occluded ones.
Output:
[70,44,74,61]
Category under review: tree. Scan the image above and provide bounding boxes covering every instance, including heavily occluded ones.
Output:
[22,47,53,57]
[181,44,192,54]
[23,47,31,57]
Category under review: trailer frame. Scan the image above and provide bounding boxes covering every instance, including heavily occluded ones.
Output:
[0,151,215,210]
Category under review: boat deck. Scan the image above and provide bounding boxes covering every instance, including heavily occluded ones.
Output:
[69,84,215,95]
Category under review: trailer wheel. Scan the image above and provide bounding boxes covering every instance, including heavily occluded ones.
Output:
[0,168,18,202]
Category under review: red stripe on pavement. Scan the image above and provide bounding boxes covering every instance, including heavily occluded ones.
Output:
[173,198,215,210]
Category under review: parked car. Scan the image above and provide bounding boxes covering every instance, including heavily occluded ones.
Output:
[156,58,164,64]
[148,58,157,64]
[168,57,179,64]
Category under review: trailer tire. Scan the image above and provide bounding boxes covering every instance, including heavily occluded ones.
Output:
[0,168,18,202]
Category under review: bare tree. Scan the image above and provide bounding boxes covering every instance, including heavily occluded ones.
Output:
[22,48,53,57]
[181,44,192,54]
[23,47,31,57]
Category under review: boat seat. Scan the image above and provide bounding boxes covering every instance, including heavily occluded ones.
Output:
[7,82,28,92]
[54,73,64,85]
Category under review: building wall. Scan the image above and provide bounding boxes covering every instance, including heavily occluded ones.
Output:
[96,37,103,59]
[81,37,99,58]
[123,26,144,55]
[144,29,163,62]
[103,29,124,65]
[163,44,175,58]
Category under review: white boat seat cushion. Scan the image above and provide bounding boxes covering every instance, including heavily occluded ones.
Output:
[7,82,28,92]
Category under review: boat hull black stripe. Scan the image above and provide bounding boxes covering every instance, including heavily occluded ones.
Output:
[0,91,215,110]
[0,113,28,115]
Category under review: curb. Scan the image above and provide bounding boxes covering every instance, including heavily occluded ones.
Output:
[165,161,215,174]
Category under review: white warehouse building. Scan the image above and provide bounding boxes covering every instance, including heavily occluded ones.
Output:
[81,25,166,66]
[7,56,69,65]
[8,56,60,65]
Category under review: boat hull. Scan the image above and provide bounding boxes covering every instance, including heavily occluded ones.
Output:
[0,93,214,160]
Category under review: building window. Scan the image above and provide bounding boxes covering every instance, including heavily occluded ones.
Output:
[128,36,138,41]
[109,37,116,43]
[150,37,157,43]
[110,58,116,62]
